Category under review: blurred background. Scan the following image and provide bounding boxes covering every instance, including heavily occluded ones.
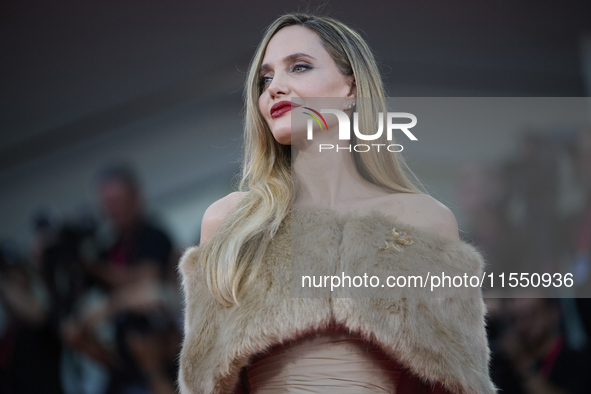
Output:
[1,1,591,393]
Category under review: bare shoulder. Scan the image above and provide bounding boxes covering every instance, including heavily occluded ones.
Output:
[200,191,247,245]
[386,193,460,242]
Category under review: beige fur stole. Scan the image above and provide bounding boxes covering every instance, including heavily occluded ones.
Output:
[178,206,497,394]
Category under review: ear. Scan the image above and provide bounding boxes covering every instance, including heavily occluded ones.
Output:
[347,75,357,98]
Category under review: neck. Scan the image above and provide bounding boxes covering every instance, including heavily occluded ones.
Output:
[291,134,389,210]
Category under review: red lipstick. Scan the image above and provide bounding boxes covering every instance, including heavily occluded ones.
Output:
[270,101,300,119]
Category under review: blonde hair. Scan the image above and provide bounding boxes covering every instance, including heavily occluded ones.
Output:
[200,13,427,307]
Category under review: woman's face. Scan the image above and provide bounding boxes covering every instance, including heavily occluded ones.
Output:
[258,25,355,145]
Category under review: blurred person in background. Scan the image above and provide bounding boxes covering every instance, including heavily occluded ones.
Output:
[0,241,62,394]
[90,164,172,288]
[551,127,591,362]
[455,162,527,277]
[497,297,591,394]
[62,164,180,394]
[568,129,591,329]
[458,128,591,394]
[503,132,561,274]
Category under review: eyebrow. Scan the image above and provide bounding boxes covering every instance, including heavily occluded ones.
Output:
[260,53,316,74]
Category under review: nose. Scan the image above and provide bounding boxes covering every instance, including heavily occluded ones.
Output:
[267,73,290,99]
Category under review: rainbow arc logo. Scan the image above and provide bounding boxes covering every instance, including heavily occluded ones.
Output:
[302,107,329,131]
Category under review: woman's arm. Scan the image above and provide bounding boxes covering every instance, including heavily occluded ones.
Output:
[178,191,246,394]
[384,193,461,242]
[422,197,461,242]
[199,191,246,245]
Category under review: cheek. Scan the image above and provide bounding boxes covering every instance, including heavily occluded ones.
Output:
[258,99,270,129]
[306,70,350,96]
[258,95,270,119]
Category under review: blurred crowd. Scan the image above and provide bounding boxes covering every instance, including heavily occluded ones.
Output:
[1,127,591,394]
[0,165,183,394]
[458,127,591,394]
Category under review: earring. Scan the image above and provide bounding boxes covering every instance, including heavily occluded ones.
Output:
[347,101,355,109]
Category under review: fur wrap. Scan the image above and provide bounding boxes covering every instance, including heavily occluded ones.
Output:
[178,206,497,394]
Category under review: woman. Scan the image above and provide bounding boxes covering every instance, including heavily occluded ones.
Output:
[179,13,496,394]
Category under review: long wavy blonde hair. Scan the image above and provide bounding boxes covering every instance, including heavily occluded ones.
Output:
[200,13,427,307]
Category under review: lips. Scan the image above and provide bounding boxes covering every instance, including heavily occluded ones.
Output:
[270,101,300,119]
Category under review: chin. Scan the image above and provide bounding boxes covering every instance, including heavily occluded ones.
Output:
[273,134,292,146]
[270,128,292,146]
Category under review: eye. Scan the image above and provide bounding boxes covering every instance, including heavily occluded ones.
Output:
[258,63,312,91]
[259,75,272,89]
[291,63,312,73]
